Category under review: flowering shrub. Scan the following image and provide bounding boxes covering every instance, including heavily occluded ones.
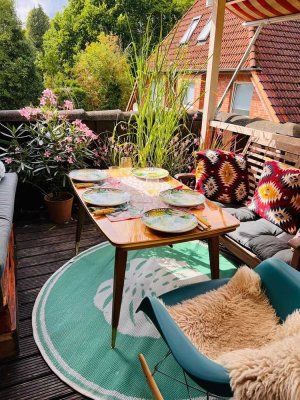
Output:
[0,89,98,195]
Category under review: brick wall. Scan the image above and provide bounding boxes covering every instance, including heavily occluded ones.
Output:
[185,72,272,121]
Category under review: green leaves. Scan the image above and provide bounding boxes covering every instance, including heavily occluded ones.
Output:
[0,0,43,109]
[25,5,49,51]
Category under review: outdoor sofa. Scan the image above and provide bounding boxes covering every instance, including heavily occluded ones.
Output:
[176,124,300,271]
[0,172,18,359]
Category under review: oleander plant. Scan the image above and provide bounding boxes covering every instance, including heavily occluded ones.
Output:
[0,89,98,196]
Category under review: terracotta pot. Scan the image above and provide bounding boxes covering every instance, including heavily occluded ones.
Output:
[44,192,74,224]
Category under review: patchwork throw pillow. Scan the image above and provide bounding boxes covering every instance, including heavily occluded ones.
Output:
[248,160,300,234]
[195,149,248,204]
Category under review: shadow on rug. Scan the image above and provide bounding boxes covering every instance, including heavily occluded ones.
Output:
[33,241,236,400]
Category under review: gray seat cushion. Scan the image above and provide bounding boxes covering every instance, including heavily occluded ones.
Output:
[220,202,294,266]
[0,173,18,305]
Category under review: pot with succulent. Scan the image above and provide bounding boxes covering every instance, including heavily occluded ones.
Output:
[0,89,98,224]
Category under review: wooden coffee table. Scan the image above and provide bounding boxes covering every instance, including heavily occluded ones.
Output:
[71,172,239,348]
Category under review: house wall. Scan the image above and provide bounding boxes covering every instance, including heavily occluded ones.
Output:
[185,72,272,121]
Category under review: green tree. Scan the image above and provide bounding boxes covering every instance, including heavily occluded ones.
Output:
[26,5,49,51]
[0,0,43,109]
[42,0,193,87]
[74,33,132,110]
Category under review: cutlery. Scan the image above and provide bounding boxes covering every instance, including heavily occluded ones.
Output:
[75,182,95,189]
[197,216,211,228]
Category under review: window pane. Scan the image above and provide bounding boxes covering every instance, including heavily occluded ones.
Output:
[231,84,254,116]
[197,19,212,43]
[180,17,201,44]
[183,81,195,107]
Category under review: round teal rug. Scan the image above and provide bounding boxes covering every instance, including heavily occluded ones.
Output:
[33,241,236,400]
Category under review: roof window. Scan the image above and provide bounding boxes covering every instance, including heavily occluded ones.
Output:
[180,16,201,45]
[197,18,212,44]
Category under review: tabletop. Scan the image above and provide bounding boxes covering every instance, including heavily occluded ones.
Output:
[71,170,240,250]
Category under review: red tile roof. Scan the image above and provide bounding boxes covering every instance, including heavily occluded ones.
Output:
[164,0,251,70]
[255,21,300,123]
[163,0,300,123]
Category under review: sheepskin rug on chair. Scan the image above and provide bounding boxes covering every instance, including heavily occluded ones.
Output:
[168,266,300,400]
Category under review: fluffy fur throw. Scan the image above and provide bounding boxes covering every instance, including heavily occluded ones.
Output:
[168,266,300,399]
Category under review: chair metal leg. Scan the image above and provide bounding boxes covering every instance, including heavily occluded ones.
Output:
[139,354,164,400]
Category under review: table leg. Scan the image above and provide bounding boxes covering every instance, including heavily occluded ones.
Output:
[111,247,128,349]
[208,236,220,279]
[75,202,85,255]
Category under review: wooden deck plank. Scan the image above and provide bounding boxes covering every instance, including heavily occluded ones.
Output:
[0,217,105,399]
[17,236,102,258]
[16,228,98,250]
[0,355,51,389]
[0,374,75,400]
[17,240,105,269]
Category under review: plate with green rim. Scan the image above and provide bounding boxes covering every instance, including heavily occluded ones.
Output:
[132,167,169,180]
[82,188,130,207]
[142,208,198,233]
[69,169,107,182]
[160,189,205,207]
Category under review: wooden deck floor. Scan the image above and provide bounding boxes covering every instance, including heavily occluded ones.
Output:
[0,216,105,400]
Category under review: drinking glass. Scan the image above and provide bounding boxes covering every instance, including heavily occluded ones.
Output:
[145,177,160,197]
[120,157,133,169]
[119,157,133,176]
[108,165,119,178]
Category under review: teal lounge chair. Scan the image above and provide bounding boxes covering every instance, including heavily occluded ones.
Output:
[137,259,300,399]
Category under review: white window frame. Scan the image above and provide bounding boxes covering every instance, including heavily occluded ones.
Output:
[180,16,201,45]
[230,83,254,116]
[197,18,212,44]
[182,80,196,108]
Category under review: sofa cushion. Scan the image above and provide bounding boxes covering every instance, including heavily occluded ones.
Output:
[271,249,293,265]
[226,218,284,250]
[248,160,300,234]
[195,149,249,204]
[248,235,291,261]
[223,206,258,222]
[0,161,5,181]
[0,173,18,306]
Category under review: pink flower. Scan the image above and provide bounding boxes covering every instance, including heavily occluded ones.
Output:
[54,155,62,162]
[66,146,72,153]
[40,89,57,107]
[65,136,72,143]
[75,137,83,144]
[4,157,13,164]
[72,119,97,139]
[67,156,74,164]
[19,107,40,120]
[44,111,54,120]
[63,100,74,110]
[44,150,51,158]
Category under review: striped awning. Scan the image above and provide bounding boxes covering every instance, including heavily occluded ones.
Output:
[226,0,300,22]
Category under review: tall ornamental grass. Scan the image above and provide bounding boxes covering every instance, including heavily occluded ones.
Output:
[112,22,200,174]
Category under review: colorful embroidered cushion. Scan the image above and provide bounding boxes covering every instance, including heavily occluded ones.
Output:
[195,149,249,204]
[248,160,300,234]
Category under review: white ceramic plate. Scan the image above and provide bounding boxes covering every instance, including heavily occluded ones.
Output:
[160,189,205,207]
[82,188,130,207]
[69,169,107,182]
[132,167,169,180]
[142,208,198,233]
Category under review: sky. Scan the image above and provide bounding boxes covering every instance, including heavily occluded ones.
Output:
[15,0,68,23]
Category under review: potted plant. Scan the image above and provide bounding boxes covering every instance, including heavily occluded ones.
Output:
[0,89,98,224]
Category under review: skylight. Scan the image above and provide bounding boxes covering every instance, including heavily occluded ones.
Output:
[180,16,201,45]
[197,18,212,43]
